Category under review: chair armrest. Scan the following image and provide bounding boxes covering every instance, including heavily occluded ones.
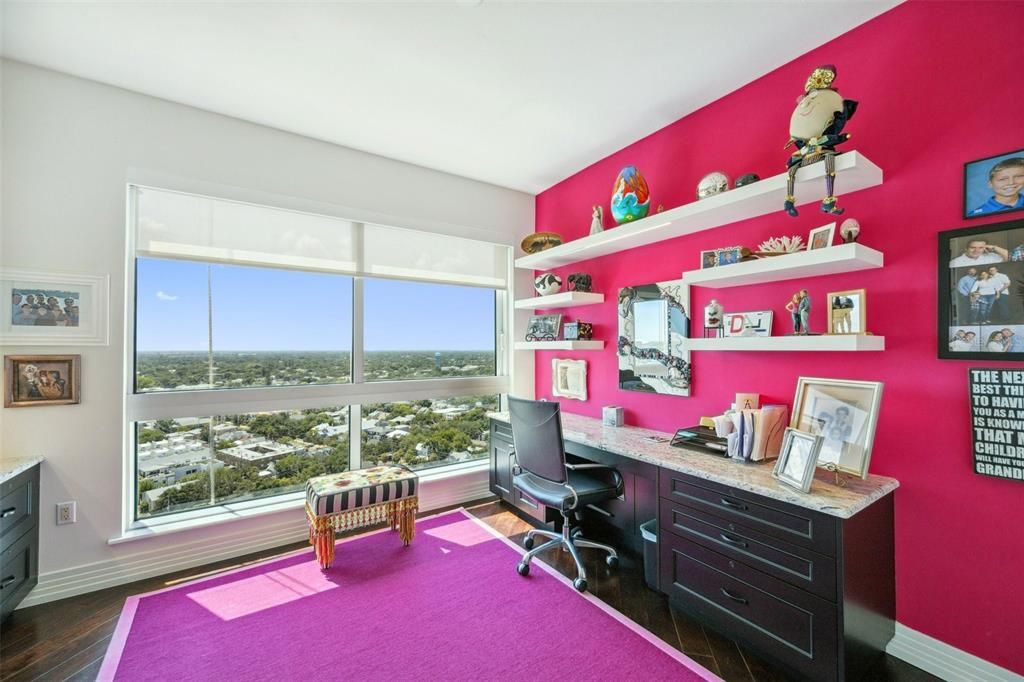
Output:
[565,462,624,496]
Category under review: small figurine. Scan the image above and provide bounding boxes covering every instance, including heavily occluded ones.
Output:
[567,273,592,292]
[840,218,861,243]
[785,290,811,334]
[784,65,858,217]
[590,205,604,235]
[704,299,724,337]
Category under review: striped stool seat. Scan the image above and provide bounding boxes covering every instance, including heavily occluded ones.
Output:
[305,465,419,569]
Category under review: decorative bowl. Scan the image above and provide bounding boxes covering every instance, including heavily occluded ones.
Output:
[521,231,563,254]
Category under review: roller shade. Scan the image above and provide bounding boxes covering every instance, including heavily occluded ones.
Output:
[134,186,509,289]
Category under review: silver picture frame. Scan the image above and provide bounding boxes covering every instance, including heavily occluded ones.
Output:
[773,427,824,492]
[791,377,884,479]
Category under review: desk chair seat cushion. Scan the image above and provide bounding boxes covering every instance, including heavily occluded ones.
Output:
[513,469,621,512]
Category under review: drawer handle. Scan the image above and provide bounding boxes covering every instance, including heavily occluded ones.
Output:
[719,497,747,511]
[0,507,16,518]
[720,587,748,605]
[719,532,748,548]
[0,576,15,589]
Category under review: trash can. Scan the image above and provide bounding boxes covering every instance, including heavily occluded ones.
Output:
[640,519,658,591]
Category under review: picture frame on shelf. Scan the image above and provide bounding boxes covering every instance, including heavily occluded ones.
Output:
[715,246,744,266]
[827,289,866,335]
[525,313,563,342]
[1,269,109,346]
[563,321,593,341]
[807,222,837,250]
[964,149,1024,219]
[700,250,718,269]
[791,377,883,479]
[551,358,587,401]
[723,311,773,337]
[773,428,823,492]
[4,354,81,407]
[938,218,1024,359]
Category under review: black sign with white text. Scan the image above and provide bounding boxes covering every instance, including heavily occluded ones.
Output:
[969,368,1024,482]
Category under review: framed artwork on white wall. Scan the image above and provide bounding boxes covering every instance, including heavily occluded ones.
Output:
[1,269,109,346]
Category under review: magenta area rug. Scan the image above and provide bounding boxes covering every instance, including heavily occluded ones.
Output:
[99,509,719,681]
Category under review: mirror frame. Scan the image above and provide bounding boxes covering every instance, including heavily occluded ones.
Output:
[617,279,691,396]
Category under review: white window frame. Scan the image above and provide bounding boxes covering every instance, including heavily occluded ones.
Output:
[122,184,511,534]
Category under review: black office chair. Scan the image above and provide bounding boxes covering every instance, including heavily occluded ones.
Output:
[507,396,623,592]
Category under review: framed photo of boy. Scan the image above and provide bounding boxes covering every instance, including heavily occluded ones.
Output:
[4,354,81,407]
[964,149,1024,219]
[1,269,109,346]
[938,219,1024,360]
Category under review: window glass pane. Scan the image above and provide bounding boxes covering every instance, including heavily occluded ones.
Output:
[135,257,352,392]
[136,407,350,519]
[360,395,498,472]
[363,279,495,381]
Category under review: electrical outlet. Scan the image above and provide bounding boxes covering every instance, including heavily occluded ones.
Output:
[57,501,76,525]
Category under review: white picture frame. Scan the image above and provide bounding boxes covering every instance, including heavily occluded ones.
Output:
[551,358,587,401]
[807,222,837,250]
[773,427,823,492]
[1,269,109,346]
[723,311,773,337]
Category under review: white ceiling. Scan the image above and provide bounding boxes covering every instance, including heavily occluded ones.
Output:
[1,1,900,194]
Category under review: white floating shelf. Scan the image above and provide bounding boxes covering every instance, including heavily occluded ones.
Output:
[683,243,883,288]
[513,340,605,351]
[685,335,885,352]
[513,291,605,310]
[516,151,882,270]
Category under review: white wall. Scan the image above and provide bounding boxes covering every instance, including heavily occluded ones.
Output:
[0,59,535,604]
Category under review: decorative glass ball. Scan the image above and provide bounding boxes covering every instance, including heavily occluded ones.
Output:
[735,173,760,188]
[697,172,730,200]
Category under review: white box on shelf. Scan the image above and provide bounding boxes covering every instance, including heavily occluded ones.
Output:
[602,406,625,427]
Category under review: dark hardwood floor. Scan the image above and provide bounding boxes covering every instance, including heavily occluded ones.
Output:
[0,499,939,682]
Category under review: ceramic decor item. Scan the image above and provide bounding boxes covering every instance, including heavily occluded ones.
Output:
[840,218,861,243]
[735,173,760,187]
[534,272,563,296]
[567,273,592,292]
[520,231,563,254]
[590,205,605,235]
[697,172,730,200]
[783,65,858,217]
[610,166,651,224]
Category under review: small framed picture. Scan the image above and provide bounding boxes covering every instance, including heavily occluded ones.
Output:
[791,377,883,478]
[826,289,867,335]
[5,354,81,407]
[807,222,837,250]
[723,311,773,337]
[938,218,1024,359]
[715,246,743,266]
[700,250,718,269]
[964,149,1024,219]
[551,358,587,401]
[525,313,563,342]
[1,269,109,346]
[773,428,823,492]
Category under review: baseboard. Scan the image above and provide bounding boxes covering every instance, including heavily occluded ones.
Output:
[19,468,490,609]
[887,623,1023,682]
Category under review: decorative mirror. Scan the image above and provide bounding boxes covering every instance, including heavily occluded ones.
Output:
[617,279,691,396]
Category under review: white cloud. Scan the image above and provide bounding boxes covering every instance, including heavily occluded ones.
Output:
[155,291,178,301]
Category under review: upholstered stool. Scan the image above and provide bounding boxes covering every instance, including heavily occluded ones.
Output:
[305,465,419,569]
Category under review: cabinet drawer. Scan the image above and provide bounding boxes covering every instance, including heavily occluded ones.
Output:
[513,488,548,523]
[660,498,836,601]
[660,472,836,556]
[491,420,513,444]
[660,532,837,680]
[0,471,38,551]
[0,525,38,623]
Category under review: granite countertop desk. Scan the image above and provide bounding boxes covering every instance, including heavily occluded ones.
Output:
[490,411,898,519]
[0,456,44,485]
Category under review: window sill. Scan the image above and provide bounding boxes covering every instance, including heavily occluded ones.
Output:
[110,460,490,545]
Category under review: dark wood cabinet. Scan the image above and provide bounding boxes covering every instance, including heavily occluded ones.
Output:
[658,469,894,682]
[1,463,40,622]
[488,420,550,524]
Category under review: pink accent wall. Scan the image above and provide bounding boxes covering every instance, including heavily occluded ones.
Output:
[533,0,1024,673]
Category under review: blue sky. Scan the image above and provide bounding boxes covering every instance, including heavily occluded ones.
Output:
[136,258,495,351]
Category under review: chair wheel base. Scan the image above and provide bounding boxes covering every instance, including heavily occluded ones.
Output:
[523,536,534,550]
[606,555,619,568]
[573,578,588,592]
[516,562,530,577]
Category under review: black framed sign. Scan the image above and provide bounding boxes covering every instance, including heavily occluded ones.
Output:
[939,218,1024,360]
[964,149,1024,220]
[968,368,1024,482]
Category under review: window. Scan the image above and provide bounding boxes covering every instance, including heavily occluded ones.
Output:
[128,185,509,525]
